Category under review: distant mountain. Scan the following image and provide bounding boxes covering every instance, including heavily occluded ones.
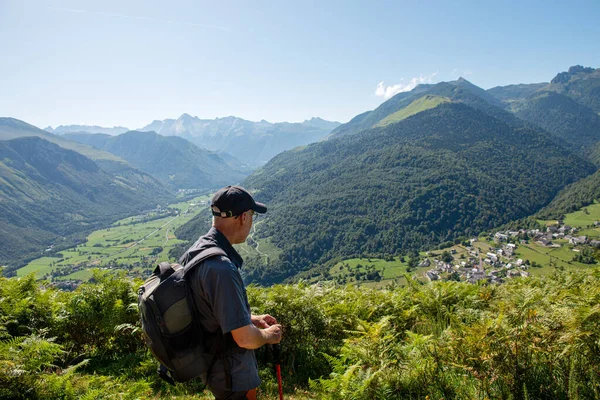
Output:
[1,118,128,164]
[545,65,600,114]
[485,66,600,164]
[487,83,548,103]
[329,78,519,138]
[45,125,130,136]
[228,102,594,284]
[0,118,167,196]
[63,130,248,190]
[511,91,600,163]
[0,136,171,270]
[139,115,341,167]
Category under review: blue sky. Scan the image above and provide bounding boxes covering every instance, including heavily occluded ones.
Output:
[1,0,599,129]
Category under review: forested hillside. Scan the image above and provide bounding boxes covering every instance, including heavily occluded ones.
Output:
[240,102,594,284]
[486,82,548,103]
[512,91,600,163]
[537,168,600,219]
[0,137,172,270]
[546,65,600,113]
[2,270,599,399]
[63,130,248,189]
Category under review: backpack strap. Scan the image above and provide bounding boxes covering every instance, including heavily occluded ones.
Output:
[182,247,228,274]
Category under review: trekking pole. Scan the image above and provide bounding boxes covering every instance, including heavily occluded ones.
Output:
[273,344,284,400]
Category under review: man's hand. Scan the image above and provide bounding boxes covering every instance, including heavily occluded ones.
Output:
[231,323,283,349]
[263,324,283,344]
[251,314,278,329]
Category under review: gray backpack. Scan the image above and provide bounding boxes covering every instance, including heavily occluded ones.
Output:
[138,247,227,384]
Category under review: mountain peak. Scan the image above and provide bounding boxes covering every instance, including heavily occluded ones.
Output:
[551,65,597,84]
[178,113,197,121]
[450,77,476,87]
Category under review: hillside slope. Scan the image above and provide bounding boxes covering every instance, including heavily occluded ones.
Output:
[512,91,600,163]
[546,65,600,113]
[0,118,162,191]
[330,78,525,138]
[241,102,594,284]
[537,168,600,219]
[63,130,248,189]
[0,137,172,269]
[487,82,548,104]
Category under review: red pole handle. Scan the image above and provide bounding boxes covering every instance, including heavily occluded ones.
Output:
[276,364,283,400]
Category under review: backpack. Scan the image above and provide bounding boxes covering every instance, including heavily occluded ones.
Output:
[138,247,227,384]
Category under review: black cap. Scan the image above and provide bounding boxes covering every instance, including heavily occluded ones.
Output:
[210,185,267,218]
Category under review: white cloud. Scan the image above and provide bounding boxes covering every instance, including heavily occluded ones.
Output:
[375,72,439,100]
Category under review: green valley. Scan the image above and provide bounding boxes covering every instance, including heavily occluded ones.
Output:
[15,195,210,283]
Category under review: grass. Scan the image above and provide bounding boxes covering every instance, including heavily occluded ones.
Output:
[563,201,600,227]
[513,243,594,275]
[18,195,210,280]
[325,256,433,287]
[578,227,600,237]
[375,95,451,127]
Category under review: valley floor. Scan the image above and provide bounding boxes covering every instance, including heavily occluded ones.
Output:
[17,195,210,284]
[17,199,600,289]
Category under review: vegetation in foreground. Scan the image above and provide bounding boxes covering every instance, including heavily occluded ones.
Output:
[1,269,600,399]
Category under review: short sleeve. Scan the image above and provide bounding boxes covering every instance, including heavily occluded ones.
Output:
[200,257,252,333]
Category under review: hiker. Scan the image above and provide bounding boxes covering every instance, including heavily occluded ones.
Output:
[179,185,282,400]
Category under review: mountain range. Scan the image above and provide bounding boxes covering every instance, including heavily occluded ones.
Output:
[46,116,341,168]
[0,126,172,269]
[174,65,600,285]
[486,68,600,164]
[139,115,341,167]
[62,130,248,190]
[46,125,130,136]
[4,65,600,283]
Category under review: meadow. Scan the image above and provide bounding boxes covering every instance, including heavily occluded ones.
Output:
[17,195,210,280]
[563,200,600,227]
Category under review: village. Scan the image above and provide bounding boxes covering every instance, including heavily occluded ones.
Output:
[424,220,600,284]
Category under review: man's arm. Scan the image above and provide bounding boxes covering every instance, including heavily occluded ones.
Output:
[231,323,282,350]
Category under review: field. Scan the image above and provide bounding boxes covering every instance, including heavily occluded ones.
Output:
[563,200,600,227]
[18,195,210,280]
[323,256,433,288]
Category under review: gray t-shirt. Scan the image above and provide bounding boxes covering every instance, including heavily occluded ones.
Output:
[184,228,261,393]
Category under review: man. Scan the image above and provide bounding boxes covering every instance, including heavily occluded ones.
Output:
[179,185,282,400]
